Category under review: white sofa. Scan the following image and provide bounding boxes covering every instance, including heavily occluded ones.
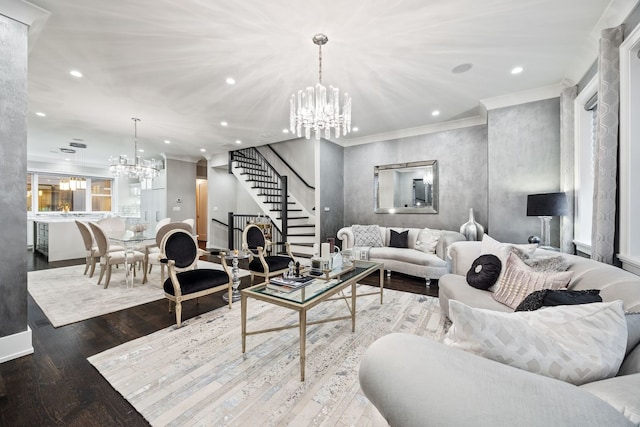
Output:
[337,226,465,282]
[359,240,640,426]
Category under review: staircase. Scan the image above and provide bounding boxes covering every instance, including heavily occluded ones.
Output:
[230,148,316,258]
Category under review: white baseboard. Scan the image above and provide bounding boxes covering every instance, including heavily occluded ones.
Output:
[0,326,33,364]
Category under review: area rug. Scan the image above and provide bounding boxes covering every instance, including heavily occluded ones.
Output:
[88,287,448,426]
[28,261,249,328]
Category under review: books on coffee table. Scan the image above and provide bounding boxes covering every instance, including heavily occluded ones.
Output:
[267,275,314,293]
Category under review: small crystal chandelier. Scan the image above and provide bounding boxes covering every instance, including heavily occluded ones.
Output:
[109,118,160,180]
[290,33,352,140]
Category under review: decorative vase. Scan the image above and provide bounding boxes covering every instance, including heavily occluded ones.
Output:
[460,208,485,241]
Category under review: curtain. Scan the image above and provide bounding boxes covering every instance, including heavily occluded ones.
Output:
[560,85,577,254]
[591,25,623,264]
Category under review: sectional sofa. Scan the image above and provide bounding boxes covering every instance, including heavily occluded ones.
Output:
[359,240,640,426]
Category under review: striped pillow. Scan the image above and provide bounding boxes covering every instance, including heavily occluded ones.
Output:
[492,253,573,309]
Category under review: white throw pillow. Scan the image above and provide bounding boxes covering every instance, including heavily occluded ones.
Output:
[444,300,627,386]
[492,253,573,309]
[415,228,442,253]
[480,234,538,291]
[352,224,384,247]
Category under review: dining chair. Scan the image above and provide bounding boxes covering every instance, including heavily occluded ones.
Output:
[89,222,144,289]
[155,217,171,233]
[182,218,195,234]
[242,223,295,284]
[97,216,126,237]
[74,220,99,277]
[160,229,233,327]
[143,222,192,284]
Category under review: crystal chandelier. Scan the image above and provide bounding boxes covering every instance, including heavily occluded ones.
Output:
[109,118,160,180]
[290,33,352,140]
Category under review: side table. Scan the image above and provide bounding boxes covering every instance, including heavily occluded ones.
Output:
[222,251,250,303]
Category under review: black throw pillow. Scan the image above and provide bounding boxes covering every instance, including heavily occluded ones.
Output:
[515,289,602,312]
[466,254,502,290]
[389,230,408,248]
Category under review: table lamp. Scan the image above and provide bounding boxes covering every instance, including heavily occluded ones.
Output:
[526,192,568,248]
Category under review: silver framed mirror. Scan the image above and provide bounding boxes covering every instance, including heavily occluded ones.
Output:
[374,160,438,214]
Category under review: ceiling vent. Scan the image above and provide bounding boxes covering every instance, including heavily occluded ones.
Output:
[60,148,76,154]
[69,142,87,149]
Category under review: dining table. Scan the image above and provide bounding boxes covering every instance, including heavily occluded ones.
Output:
[109,230,156,288]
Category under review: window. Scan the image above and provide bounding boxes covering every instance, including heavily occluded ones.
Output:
[573,76,598,255]
[27,173,113,213]
[27,174,32,211]
[91,178,112,211]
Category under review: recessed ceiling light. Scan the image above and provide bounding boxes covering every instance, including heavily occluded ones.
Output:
[220,121,228,126]
[164,140,171,144]
[235,140,242,144]
[451,63,473,74]
[432,110,440,117]
[226,77,235,85]
[36,112,46,117]
[65,158,70,161]
[138,149,144,153]
[352,127,359,132]
[511,66,523,75]
[200,148,206,152]
[69,70,83,78]
[282,129,289,134]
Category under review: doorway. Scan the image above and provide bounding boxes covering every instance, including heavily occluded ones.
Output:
[196,179,208,243]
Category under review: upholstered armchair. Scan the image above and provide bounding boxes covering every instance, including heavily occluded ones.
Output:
[242,224,295,284]
[160,229,233,327]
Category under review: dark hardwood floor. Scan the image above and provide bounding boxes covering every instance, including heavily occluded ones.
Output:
[1,250,438,426]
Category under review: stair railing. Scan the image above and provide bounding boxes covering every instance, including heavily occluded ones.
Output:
[229,147,288,240]
[227,212,285,254]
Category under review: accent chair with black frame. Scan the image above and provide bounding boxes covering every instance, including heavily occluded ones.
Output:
[142,221,192,284]
[242,223,295,284]
[160,228,233,327]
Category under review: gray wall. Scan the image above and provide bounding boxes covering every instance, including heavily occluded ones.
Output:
[487,98,561,244]
[165,158,197,222]
[343,125,489,231]
[0,15,28,337]
[319,140,344,243]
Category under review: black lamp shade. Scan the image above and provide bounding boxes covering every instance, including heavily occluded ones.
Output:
[527,192,568,217]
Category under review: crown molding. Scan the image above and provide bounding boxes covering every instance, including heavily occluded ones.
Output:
[0,0,49,26]
[334,115,487,147]
[481,84,562,111]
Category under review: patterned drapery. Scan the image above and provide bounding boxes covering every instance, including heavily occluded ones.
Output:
[560,86,577,254]
[591,25,623,264]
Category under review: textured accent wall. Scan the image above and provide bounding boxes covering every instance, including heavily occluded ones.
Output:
[319,140,344,243]
[343,125,488,232]
[487,98,561,244]
[0,16,28,337]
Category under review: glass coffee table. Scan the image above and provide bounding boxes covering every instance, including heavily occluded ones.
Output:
[240,260,384,381]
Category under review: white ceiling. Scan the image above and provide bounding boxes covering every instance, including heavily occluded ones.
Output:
[17,0,633,168]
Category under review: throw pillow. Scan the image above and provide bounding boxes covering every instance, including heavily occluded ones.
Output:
[524,255,571,272]
[515,289,602,312]
[626,312,640,357]
[444,300,628,386]
[480,234,538,291]
[389,229,409,248]
[492,253,573,309]
[466,254,502,290]
[352,224,383,247]
[415,228,441,253]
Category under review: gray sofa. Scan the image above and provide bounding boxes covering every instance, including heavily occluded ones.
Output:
[337,226,465,282]
[359,240,640,426]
